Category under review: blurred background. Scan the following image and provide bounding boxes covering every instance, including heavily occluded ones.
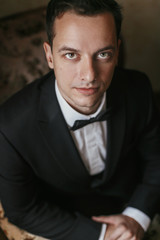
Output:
[118,0,160,109]
[0,0,160,107]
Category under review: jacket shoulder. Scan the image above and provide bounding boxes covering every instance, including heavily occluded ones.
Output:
[114,67,151,86]
[0,71,54,128]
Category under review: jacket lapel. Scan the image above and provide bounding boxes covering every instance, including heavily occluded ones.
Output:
[105,69,126,182]
[91,68,126,188]
[37,72,90,187]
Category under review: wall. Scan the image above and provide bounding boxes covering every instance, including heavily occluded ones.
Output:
[0,0,49,18]
[117,0,160,92]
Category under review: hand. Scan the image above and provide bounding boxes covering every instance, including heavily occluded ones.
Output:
[92,214,144,240]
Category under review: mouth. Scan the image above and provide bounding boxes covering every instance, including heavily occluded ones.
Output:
[75,87,99,95]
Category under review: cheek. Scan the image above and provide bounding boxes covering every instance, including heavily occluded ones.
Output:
[54,60,76,77]
[55,70,74,92]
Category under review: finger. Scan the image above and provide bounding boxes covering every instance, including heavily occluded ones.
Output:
[92,215,119,224]
[117,230,139,240]
[92,216,109,223]
[105,224,126,240]
[117,232,134,240]
[104,225,117,240]
[130,237,139,240]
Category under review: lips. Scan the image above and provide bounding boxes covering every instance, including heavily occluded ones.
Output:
[75,87,99,95]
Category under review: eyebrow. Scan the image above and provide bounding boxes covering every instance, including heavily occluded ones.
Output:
[58,45,115,54]
[94,46,116,57]
[58,46,80,53]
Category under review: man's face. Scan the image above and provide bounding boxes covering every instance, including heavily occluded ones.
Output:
[44,11,120,114]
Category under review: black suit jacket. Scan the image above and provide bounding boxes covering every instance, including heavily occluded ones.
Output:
[0,68,160,240]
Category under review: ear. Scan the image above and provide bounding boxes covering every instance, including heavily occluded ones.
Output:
[43,42,54,69]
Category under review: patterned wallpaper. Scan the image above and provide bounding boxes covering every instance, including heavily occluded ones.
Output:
[0,7,49,104]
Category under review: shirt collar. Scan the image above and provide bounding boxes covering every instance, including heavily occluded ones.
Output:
[55,81,106,128]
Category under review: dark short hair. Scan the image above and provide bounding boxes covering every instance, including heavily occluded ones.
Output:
[46,0,123,46]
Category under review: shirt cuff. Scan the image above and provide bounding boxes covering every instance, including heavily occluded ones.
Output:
[122,207,151,231]
[98,224,107,240]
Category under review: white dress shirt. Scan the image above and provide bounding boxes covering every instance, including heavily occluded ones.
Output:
[55,81,150,239]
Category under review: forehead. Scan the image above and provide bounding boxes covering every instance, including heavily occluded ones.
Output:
[53,11,117,49]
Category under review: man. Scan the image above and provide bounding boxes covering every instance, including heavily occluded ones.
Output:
[0,0,160,240]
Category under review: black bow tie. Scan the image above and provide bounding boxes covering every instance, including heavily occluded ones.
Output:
[70,108,111,131]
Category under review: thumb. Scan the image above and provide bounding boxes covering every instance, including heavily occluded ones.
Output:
[92,215,118,224]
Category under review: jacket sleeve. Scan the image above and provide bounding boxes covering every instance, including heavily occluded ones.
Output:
[0,131,101,240]
[128,77,160,218]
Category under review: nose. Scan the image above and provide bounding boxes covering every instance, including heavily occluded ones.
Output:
[80,56,97,84]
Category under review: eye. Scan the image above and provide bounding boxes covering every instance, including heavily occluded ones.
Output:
[65,53,77,59]
[97,52,113,61]
[98,52,110,59]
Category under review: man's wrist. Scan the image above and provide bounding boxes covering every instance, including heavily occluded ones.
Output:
[122,207,151,231]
